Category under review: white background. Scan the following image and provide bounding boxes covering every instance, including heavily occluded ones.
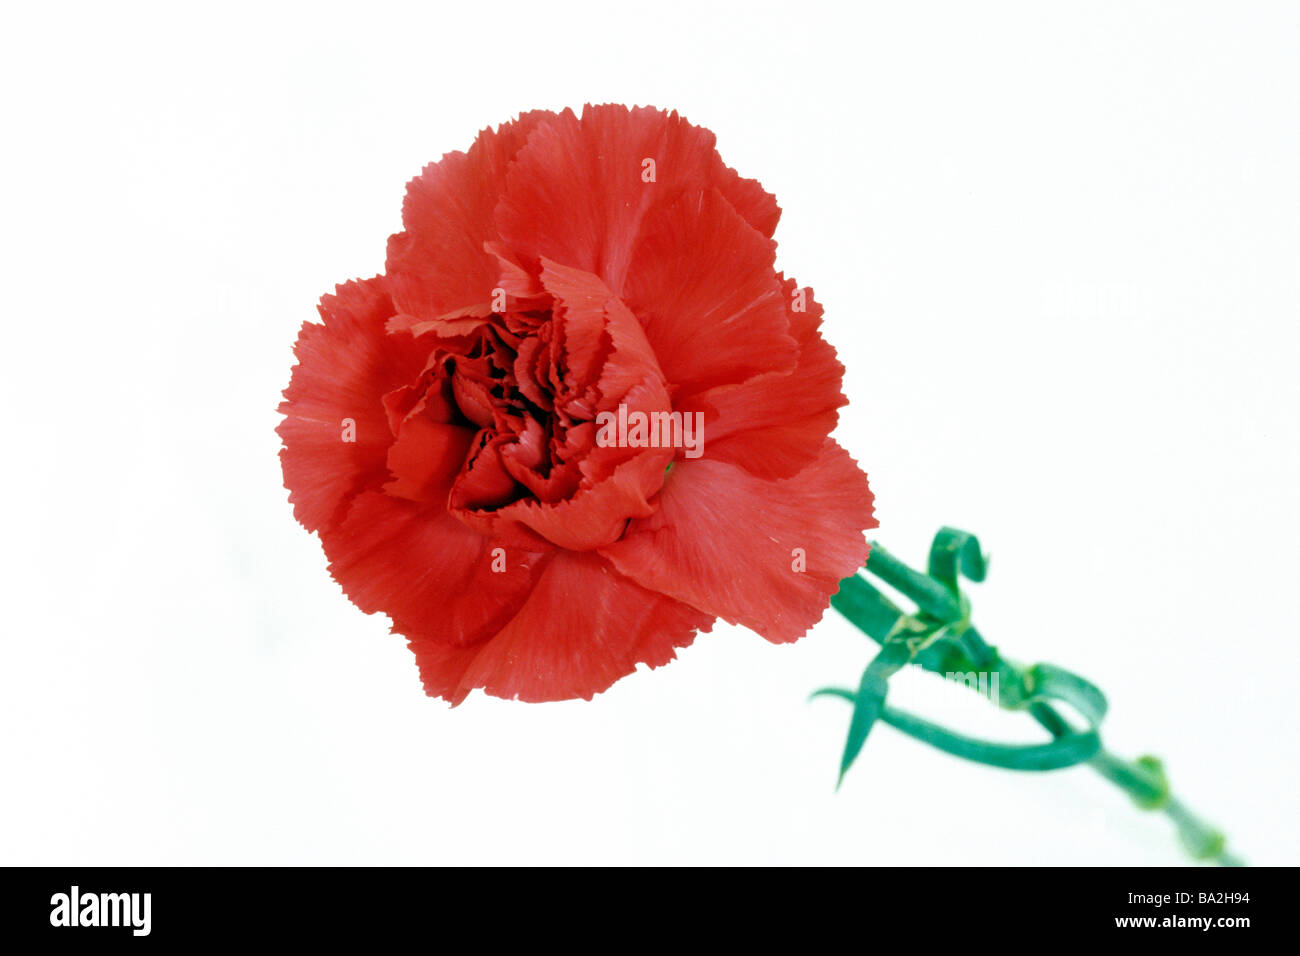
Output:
[2,1,1297,865]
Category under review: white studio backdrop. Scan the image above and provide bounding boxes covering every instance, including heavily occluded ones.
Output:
[1,1,1297,865]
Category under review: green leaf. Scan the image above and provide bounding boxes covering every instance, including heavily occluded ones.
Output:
[809,687,856,704]
[813,688,1102,772]
[927,527,987,593]
[880,707,1102,770]
[865,543,964,624]
[1020,663,1108,725]
[836,667,891,787]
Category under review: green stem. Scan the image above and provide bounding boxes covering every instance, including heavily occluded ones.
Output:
[960,625,1241,866]
[1087,750,1242,866]
[827,531,1243,866]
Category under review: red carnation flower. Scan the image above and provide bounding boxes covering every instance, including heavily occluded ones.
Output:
[278,105,875,703]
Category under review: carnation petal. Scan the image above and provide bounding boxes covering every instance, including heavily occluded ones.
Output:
[452,263,674,551]
[712,161,782,239]
[497,105,726,294]
[683,277,846,480]
[321,490,540,649]
[386,110,557,324]
[600,441,875,643]
[442,551,712,702]
[276,278,429,533]
[383,414,477,505]
[621,187,797,397]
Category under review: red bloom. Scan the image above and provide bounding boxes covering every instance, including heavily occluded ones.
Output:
[278,105,875,703]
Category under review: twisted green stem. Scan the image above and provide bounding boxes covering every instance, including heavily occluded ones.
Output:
[819,529,1242,866]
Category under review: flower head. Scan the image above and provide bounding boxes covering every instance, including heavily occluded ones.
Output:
[278,105,875,703]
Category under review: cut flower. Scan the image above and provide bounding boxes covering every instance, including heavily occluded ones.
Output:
[278,105,875,703]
